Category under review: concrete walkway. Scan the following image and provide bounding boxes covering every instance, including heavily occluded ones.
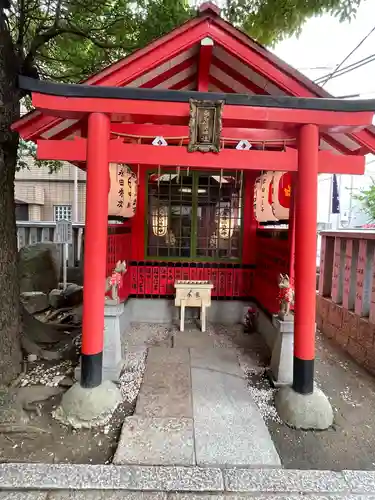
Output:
[114,328,281,468]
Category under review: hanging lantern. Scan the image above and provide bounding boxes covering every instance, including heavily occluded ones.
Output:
[215,201,236,240]
[108,163,137,218]
[218,206,233,239]
[254,172,278,223]
[253,175,262,221]
[152,205,168,237]
[272,172,292,220]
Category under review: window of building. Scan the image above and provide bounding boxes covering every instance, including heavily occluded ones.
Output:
[15,203,29,221]
[54,205,72,222]
[147,170,243,260]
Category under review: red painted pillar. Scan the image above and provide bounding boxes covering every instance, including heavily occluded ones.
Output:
[293,124,319,395]
[242,171,258,265]
[81,112,110,388]
[288,173,297,285]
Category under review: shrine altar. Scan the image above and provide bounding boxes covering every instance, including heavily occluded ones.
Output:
[175,280,214,332]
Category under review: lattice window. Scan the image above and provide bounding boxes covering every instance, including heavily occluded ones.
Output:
[54,205,72,222]
[147,170,242,261]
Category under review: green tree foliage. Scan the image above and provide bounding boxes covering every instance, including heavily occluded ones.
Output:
[352,179,375,222]
[224,0,363,46]
[6,0,364,87]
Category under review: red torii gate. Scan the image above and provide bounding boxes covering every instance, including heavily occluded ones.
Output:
[14,75,374,399]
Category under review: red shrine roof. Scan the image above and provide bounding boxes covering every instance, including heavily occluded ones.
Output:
[15,1,375,155]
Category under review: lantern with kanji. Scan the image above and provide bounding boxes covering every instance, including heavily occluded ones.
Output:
[108,163,137,218]
[152,205,168,237]
[254,172,278,223]
[272,172,292,220]
[218,206,232,239]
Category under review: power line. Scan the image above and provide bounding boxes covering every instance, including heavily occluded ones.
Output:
[297,66,334,71]
[315,53,375,83]
[318,25,375,86]
[315,52,375,84]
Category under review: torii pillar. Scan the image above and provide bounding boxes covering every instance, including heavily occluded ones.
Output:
[275,124,333,430]
[56,112,122,428]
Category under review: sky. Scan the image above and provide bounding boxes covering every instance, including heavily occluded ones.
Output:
[271,0,375,225]
[273,0,375,101]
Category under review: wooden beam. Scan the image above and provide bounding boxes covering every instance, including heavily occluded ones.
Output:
[31,93,373,131]
[140,56,196,89]
[197,38,214,91]
[210,75,235,94]
[36,138,365,174]
[211,55,265,95]
[170,74,196,90]
[94,21,209,87]
[110,123,297,143]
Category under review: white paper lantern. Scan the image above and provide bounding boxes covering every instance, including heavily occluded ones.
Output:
[254,172,278,223]
[253,176,262,222]
[108,163,137,218]
[152,205,168,237]
[218,206,233,239]
[272,172,291,220]
[215,199,240,240]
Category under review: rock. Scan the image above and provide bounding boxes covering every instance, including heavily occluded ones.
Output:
[275,385,334,430]
[71,304,83,324]
[49,289,66,309]
[27,354,38,362]
[63,284,83,307]
[67,267,84,286]
[19,243,60,294]
[54,380,122,429]
[21,332,80,362]
[21,291,49,314]
[58,376,74,388]
[0,388,29,425]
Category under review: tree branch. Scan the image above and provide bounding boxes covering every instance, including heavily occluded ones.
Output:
[23,19,134,78]
[60,25,133,49]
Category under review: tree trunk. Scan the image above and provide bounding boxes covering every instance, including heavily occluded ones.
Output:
[0,10,22,384]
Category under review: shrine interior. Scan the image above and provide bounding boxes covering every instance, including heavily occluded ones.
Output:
[107,164,291,322]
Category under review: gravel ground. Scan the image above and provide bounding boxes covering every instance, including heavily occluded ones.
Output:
[252,331,375,470]
[3,321,375,470]
[0,330,151,464]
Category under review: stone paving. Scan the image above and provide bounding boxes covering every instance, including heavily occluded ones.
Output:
[113,326,280,468]
[2,463,375,497]
[3,324,375,497]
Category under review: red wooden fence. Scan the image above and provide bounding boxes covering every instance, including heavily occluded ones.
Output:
[105,226,291,314]
[254,230,290,313]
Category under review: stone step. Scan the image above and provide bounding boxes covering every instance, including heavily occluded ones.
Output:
[191,366,281,467]
[136,361,192,418]
[113,416,195,466]
[0,463,366,495]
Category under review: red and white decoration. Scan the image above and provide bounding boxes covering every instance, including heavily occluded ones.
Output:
[108,163,137,218]
[254,171,292,223]
[254,172,277,223]
[272,172,292,220]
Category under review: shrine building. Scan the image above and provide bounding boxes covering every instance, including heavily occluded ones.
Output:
[13,2,375,424]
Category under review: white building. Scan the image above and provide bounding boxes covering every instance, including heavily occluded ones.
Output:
[317,156,375,229]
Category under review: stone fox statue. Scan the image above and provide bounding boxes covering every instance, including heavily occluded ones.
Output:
[105,260,127,302]
[277,273,294,320]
